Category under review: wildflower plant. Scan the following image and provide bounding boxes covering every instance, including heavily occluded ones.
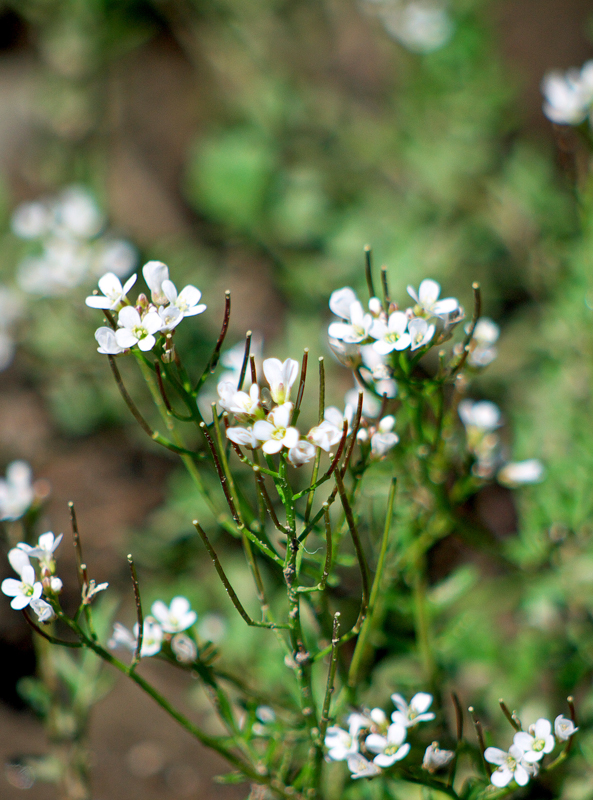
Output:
[0,242,571,800]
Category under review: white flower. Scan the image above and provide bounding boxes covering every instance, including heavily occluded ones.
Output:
[288,440,317,467]
[329,287,359,319]
[197,612,227,643]
[108,622,137,651]
[226,425,259,449]
[371,417,399,458]
[142,260,169,305]
[115,306,163,352]
[391,692,435,727]
[458,399,501,432]
[171,632,198,663]
[151,596,197,633]
[514,718,555,763]
[408,318,435,351]
[467,317,499,367]
[365,722,410,767]
[307,406,350,452]
[263,358,299,405]
[8,547,32,578]
[85,272,137,310]
[95,326,126,355]
[485,744,531,787]
[133,617,164,658]
[346,753,382,779]
[18,531,62,572]
[407,279,459,318]
[157,304,183,333]
[325,714,367,761]
[92,239,137,278]
[253,404,300,454]
[0,461,35,521]
[30,598,55,623]
[11,200,52,239]
[554,715,578,740]
[381,1,454,54]
[222,384,263,421]
[56,186,103,238]
[256,706,276,723]
[371,312,411,354]
[422,742,455,773]
[1,564,43,610]
[328,301,374,344]
[161,280,206,317]
[541,62,593,125]
[498,460,544,487]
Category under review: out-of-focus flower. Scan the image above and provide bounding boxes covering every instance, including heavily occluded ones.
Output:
[422,742,455,772]
[376,1,454,54]
[347,753,382,779]
[391,692,435,727]
[484,744,531,787]
[288,440,317,467]
[498,460,544,487]
[109,617,163,658]
[541,61,593,125]
[151,597,197,633]
[554,715,578,740]
[329,287,359,320]
[325,714,368,761]
[95,326,126,355]
[371,416,399,458]
[0,461,35,521]
[171,632,197,663]
[458,400,501,432]
[467,317,499,367]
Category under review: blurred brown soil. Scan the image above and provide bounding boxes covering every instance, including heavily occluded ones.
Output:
[0,1,592,798]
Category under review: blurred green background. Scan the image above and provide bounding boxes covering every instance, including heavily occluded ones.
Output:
[2,1,593,798]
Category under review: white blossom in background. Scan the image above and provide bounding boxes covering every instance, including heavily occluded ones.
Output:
[115,306,163,352]
[263,358,299,405]
[347,753,382,779]
[498,459,544,487]
[85,272,137,310]
[55,186,104,239]
[109,617,163,658]
[345,387,381,418]
[171,632,197,663]
[151,596,197,633]
[365,0,454,53]
[92,239,137,279]
[458,399,501,432]
[0,286,25,371]
[365,722,410,767]
[422,742,455,772]
[467,317,499,367]
[555,715,578,740]
[484,744,532,787]
[391,692,435,727]
[329,287,359,320]
[0,460,35,521]
[541,61,593,125]
[325,714,368,761]
[197,612,227,643]
[18,531,62,572]
[371,416,399,458]
[408,317,435,351]
[513,719,555,763]
[11,200,52,239]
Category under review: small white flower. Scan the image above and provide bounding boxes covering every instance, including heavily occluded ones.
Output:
[422,742,455,773]
[514,718,555,763]
[328,301,374,344]
[263,358,299,405]
[371,312,411,354]
[18,531,62,572]
[371,417,399,459]
[11,200,52,239]
[171,632,198,663]
[365,722,410,767]
[541,62,593,125]
[345,387,381,418]
[157,303,183,333]
[85,272,137,310]
[108,622,137,651]
[115,306,163,352]
[30,598,55,623]
[0,460,35,521]
[142,260,170,305]
[498,460,544,487]
[329,287,359,319]
[325,714,367,761]
[554,715,578,740]
[408,318,435,351]
[222,384,263,421]
[458,399,501,432]
[256,706,276,724]
[391,692,435,727]
[226,425,259,449]
[161,280,206,317]
[134,617,164,658]
[347,753,382,779]
[287,440,317,467]
[307,407,350,453]
[1,564,43,610]
[407,279,459,318]
[92,239,137,278]
[95,326,126,355]
[151,596,197,633]
[485,744,531,787]
[56,186,103,238]
[253,404,300,455]
[467,317,499,367]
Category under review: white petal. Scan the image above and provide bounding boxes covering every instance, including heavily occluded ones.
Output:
[9,548,30,576]
[86,295,112,309]
[115,329,138,349]
[118,305,141,328]
[484,747,507,766]
[329,287,358,319]
[1,577,23,597]
[97,272,122,297]
[418,279,440,305]
[138,334,156,351]
[490,767,512,787]
[162,279,178,304]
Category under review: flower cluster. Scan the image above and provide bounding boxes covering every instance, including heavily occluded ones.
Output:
[88,261,206,355]
[12,186,137,296]
[325,692,446,779]
[485,715,577,788]
[458,399,544,485]
[109,596,198,663]
[221,357,399,465]
[541,61,593,126]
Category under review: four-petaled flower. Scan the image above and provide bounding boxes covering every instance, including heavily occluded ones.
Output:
[408,318,435,351]
[161,280,207,317]
[115,306,163,352]
[253,404,299,454]
[151,596,197,633]
[514,718,555,763]
[484,744,531,788]
[407,279,459,318]
[391,692,435,727]
[365,722,410,767]
[2,563,43,610]
[328,301,374,344]
[18,531,63,572]
[85,272,137,310]
[371,312,411,354]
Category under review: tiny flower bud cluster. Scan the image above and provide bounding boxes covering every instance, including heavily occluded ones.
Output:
[541,61,593,126]
[325,692,435,779]
[109,596,199,662]
[88,261,206,355]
